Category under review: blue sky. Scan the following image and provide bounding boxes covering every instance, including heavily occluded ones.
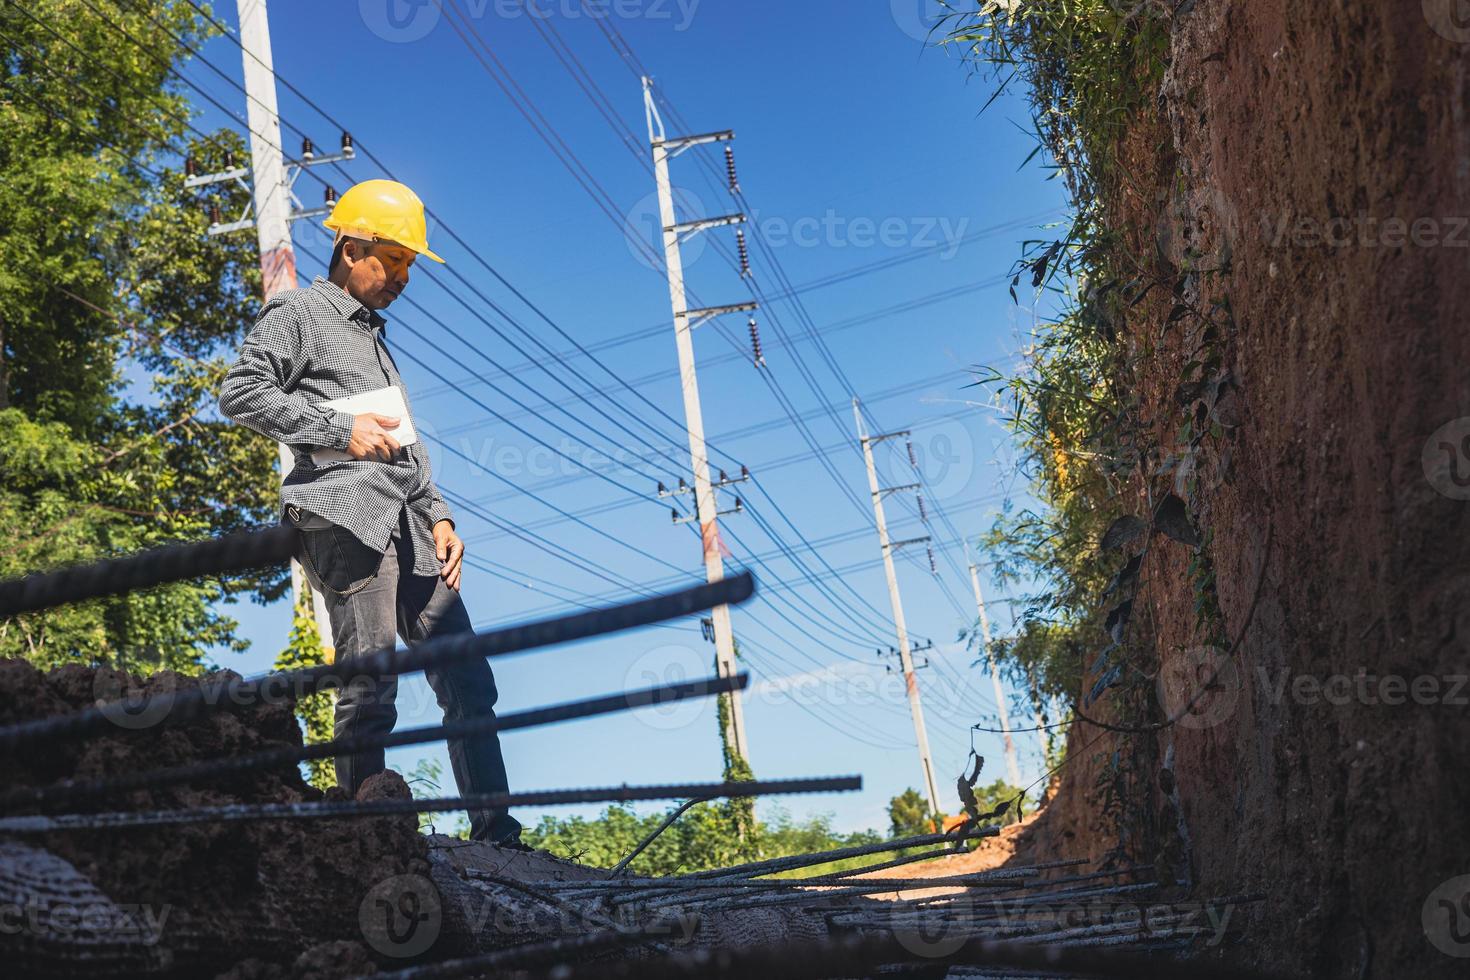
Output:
[184,0,1067,835]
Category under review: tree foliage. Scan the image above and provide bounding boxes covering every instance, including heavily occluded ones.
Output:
[888,787,930,838]
[520,803,884,878]
[272,584,336,791]
[936,2,1173,710]
[0,1,281,673]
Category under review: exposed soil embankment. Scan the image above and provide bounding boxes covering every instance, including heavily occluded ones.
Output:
[1011,2,1470,976]
[0,659,431,976]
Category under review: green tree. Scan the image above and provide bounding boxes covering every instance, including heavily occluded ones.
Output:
[970,778,1026,826]
[408,758,470,839]
[520,801,883,877]
[0,2,280,672]
[888,787,930,838]
[271,585,335,791]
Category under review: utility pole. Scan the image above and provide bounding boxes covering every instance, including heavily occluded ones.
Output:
[643,77,753,765]
[854,399,941,818]
[967,543,1021,787]
[218,0,347,657]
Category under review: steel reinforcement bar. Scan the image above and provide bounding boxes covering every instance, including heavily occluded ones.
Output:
[518,929,1290,980]
[0,674,750,811]
[0,776,861,833]
[671,824,999,881]
[0,525,297,618]
[0,572,754,752]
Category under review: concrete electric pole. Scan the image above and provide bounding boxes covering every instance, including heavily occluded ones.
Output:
[854,399,942,818]
[183,0,352,657]
[236,0,334,657]
[642,77,753,765]
[967,543,1021,787]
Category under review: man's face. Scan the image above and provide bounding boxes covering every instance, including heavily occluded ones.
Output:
[344,240,416,309]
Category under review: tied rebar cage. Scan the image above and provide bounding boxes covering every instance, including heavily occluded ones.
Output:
[0,528,1267,978]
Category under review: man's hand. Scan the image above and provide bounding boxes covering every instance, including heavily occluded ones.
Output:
[433,520,464,592]
[347,413,401,462]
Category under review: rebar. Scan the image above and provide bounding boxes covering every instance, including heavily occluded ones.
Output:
[367,928,658,979]
[834,893,1183,940]
[904,868,1157,910]
[530,867,1051,894]
[568,825,1001,909]
[608,795,710,875]
[0,572,754,753]
[846,880,1164,924]
[0,525,297,618]
[814,844,966,880]
[463,872,677,957]
[513,928,1291,980]
[671,824,998,881]
[0,775,859,833]
[1,673,749,811]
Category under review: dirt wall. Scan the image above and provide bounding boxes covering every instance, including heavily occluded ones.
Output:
[1015,2,1470,977]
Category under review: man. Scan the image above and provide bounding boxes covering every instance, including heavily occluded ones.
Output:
[219,179,523,847]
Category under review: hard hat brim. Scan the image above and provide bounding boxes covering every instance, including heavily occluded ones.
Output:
[324,220,445,263]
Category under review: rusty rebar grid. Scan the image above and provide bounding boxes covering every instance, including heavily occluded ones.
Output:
[527,866,1055,894]
[561,857,1098,914]
[1,673,749,811]
[0,776,860,833]
[847,880,1164,926]
[0,572,754,753]
[667,823,999,882]
[514,928,1289,980]
[366,928,661,980]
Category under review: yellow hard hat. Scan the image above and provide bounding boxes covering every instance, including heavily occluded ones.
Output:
[323,179,445,263]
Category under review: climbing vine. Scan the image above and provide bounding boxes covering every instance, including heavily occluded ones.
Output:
[939,3,1245,860]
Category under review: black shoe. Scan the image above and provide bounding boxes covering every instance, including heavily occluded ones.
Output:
[495,837,535,853]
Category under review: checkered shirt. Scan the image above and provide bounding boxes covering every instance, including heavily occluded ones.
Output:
[219,277,453,576]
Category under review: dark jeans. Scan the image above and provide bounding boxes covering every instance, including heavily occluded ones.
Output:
[293,509,521,843]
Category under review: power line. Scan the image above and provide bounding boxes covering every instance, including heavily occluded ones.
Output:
[94,0,1011,743]
[452,406,979,548]
[111,0,702,491]
[414,272,1013,405]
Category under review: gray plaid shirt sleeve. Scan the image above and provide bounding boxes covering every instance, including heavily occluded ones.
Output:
[218,304,356,451]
